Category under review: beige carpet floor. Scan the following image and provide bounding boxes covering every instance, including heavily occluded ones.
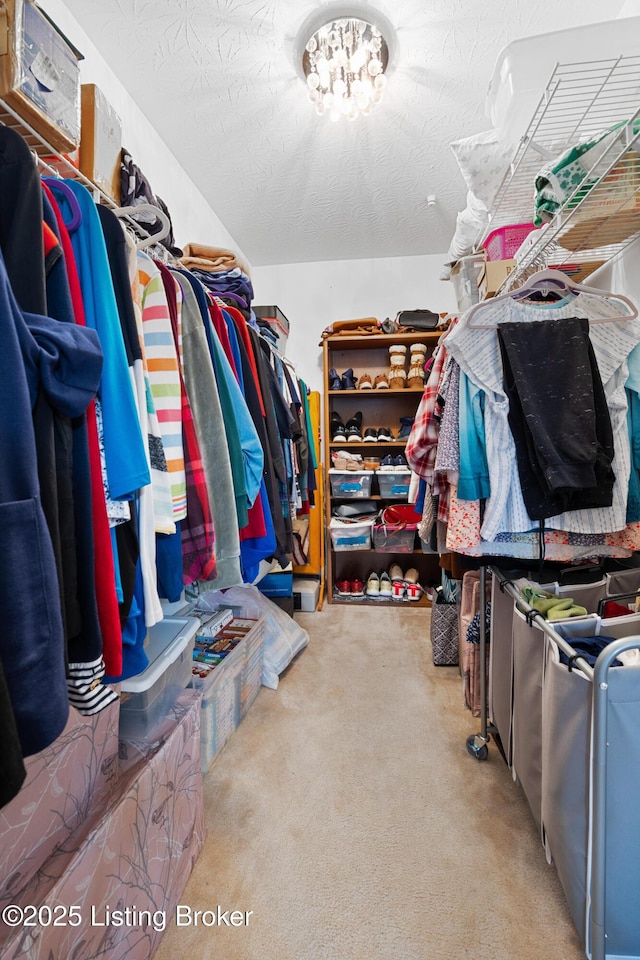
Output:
[154,603,585,960]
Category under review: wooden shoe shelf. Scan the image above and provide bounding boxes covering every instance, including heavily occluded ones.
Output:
[323,331,441,606]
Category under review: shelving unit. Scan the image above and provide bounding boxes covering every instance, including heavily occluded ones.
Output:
[479,55,640,293]
[322,330,441,605]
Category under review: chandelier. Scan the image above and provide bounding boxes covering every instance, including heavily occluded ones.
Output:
[302,17,389,121]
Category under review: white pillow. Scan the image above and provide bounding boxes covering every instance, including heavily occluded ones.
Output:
[450,130,514,209]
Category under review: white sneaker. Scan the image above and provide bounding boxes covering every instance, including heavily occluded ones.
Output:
[366,572,380,596]
[379,571,392,598]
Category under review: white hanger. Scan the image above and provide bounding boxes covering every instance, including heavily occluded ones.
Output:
[113,203,171,250]
[465,267,638,328]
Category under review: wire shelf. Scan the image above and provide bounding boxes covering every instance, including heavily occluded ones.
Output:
[478,55,640,292]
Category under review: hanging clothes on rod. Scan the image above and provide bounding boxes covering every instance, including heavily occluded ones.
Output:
[407,267,640,563]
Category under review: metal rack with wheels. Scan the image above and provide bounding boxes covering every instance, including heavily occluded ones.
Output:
[468,566,640,960]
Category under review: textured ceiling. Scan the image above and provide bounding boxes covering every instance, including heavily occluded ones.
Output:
[61,0,626,265]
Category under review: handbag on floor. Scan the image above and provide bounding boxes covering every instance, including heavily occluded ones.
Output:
[430,591,459,666]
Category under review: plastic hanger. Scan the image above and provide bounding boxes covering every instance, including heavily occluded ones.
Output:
[42,177,83,233]
[465,267,638,327]
[113,203,171,250]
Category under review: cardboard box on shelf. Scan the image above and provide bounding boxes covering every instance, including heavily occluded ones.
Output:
[558,153,640,251]
[0,0,82,152]
[478,258,516,299]
[79,83,122,201]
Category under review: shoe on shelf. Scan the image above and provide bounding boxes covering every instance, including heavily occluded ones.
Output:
[329,368,342,390]
[397,416,415,439]
[366,572,380,596]
[410,343,428,358]
[332,448,363,470]
[358,373,373,390]
[379,454,396,471]
[377,426,394,441]
[379,571,392,598]
[363,427,378,442]
[388,367,407,390]
[346,411,363,442]
[407,363,425,389]
[389,562,403,582]
[393,454,408,467]
[374,373,389,389]
[389,344,407,361]
[331,412,347,442]
[406,581,423,601]
[351,577,365,597]
[404,568,422,601]
[336,578,351,597]
[341,368,358,390]
[392,580,407,602]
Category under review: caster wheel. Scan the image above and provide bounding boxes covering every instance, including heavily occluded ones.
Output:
[466,734,489,761]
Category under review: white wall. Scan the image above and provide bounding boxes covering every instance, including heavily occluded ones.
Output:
[252,254,456,391]
[39,0,248,262]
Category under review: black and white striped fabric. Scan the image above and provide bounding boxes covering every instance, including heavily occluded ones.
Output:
[67,656,118,715]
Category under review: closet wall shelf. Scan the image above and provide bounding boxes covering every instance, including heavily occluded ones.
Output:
[325,331,441,350]
[324,330,439,605]
[328,387,425,396]
[329,440,407,448]
[0,95,161,249]
[478,55,640,294]
[331,594,432,609]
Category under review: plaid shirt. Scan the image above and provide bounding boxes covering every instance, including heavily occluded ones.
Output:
[406,341,448,496]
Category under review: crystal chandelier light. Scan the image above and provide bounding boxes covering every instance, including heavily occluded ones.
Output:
[302,17,389,122]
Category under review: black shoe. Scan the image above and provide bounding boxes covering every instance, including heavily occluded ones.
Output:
[331,412,347,442]
[346,411,362,442]
[363,427,378,442]
[377,426,393,441]
[341,368,358,390]
[329,368,342,390]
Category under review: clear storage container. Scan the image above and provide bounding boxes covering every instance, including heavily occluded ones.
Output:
[329,517,374,551]
[377,469,411,499]
[328,469,373,499]
[119,617,199,739]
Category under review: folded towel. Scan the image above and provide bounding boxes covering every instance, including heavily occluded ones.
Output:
[180,243,251,277]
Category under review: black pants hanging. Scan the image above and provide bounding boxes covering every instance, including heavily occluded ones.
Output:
[497,316,615,520]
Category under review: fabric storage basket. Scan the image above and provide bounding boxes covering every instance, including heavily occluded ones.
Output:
[328,469,373,499]
[430,596,459,666]
[329,517,373,551]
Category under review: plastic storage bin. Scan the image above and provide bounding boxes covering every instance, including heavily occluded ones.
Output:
[119,617,199,739]
[196,642,245,774]
[329,469,373,499]
[485,18,640,145]
[377,468,411,499]
[373,522,417,553]
[329,517,374,551]
[483,224,535,261]
[449,254,484,313]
